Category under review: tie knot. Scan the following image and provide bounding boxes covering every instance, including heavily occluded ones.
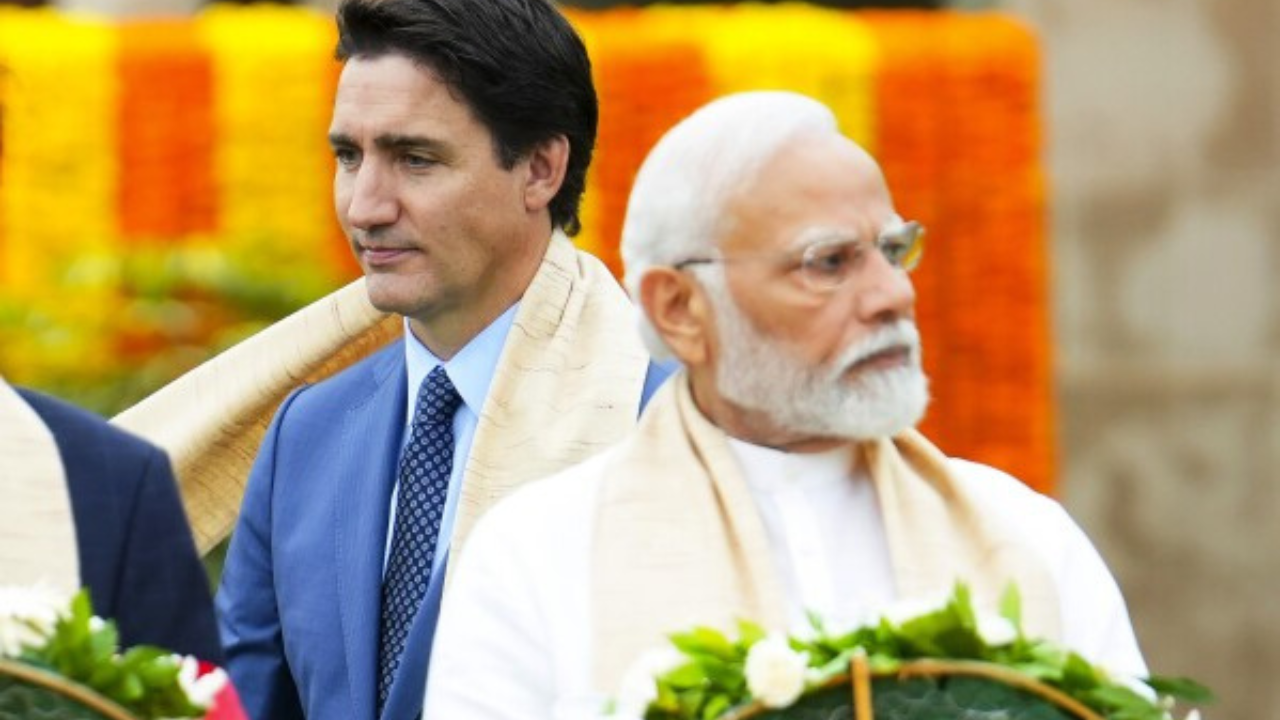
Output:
[413,366,462,425]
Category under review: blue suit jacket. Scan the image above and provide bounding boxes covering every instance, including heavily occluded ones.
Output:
[17,389,223,664]
[217,341,672,720]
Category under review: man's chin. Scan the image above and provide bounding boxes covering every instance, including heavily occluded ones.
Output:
[363,276,428,317]
[827,369,931,440]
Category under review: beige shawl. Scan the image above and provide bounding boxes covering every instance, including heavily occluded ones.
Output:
[113,278,401,553]
[114,232,651,556]
[451,232,652,560]
[591,375,1060,689]
[0,378,80,593]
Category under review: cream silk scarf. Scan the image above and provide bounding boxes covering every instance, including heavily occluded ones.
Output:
[0,377,80,593]
[452,233,651,562]
[113,276,401,553]
[114,232,650,556]
[591,375,1060,689]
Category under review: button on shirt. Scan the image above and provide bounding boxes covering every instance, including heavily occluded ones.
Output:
[383,307,519,576]
[726,438,897,632]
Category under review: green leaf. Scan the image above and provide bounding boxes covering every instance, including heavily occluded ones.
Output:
[87,662,121,689]
[1082,684,1160,713]
[113,671,145,703]
[865,653,902,674]
[13,589,208,719]
[1144,675,1217,704]
[88,623,119,663]
[998,583,1023,633]
[664,662,708,690]
[70,591,93,624]
[804,610,826,637]
[702,660,744,690]
[736,619,766,648]
[670,627,737,661]
[136,656,181,688]
[676,687,705,715]
[1060,652,1101,694]
[653,680,681,711]
[949,584,976,628]
[606,582,1208,720]
[1005,661,1060,682]
[701,694,731,720]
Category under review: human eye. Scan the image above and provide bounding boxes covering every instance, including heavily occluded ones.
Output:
[401,152,437,171]
[332,145,360,170]
[801,240,859,280]
[879,222,925,270]
[879,235,908,265]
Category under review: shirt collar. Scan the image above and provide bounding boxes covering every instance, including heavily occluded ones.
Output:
[403,304,520,425]
[726,437,859,493]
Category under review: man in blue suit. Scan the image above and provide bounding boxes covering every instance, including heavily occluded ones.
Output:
[9,385,223,663]
[215,0,670,718]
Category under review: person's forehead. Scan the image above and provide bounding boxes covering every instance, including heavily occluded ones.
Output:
[721,133,893,251]
[335,55,445,105]
[330,54,483,144]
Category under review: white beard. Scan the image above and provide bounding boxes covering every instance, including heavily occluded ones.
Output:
[708,280,930,441]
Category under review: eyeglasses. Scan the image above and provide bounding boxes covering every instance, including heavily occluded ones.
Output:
[673,219,925,294]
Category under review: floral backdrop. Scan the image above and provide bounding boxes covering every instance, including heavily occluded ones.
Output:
[0,4,1054,493]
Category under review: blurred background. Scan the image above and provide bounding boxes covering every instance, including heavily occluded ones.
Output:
[1,0,1274,718]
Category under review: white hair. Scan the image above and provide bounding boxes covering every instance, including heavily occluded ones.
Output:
[620,91,839,360]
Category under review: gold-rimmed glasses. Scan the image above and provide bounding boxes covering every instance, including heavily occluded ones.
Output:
[673,219,925,294]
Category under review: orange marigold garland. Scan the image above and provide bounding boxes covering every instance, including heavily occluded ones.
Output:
[568,8,714,276]
[116,20,217,241]
[0,7,1055,495]
[896,14,1052,494]
[197,4,344,282]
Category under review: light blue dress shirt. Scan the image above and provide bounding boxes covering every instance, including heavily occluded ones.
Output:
[382,305,520,578]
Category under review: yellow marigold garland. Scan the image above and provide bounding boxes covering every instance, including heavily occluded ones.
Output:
[197,4,344,280]
[0,9,120,383]
[0,6,1055,495]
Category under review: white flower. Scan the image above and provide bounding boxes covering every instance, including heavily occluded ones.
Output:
[744,635,809,709]
[611,646,685,719]
[976,613,1018,646]
[0,584,69,658]
[173,655,227,711]
[1184,710,1202,720]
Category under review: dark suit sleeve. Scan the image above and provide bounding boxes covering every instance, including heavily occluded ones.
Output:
[112,445,225,664]
[217,391,306,720]
[16,389,222,663]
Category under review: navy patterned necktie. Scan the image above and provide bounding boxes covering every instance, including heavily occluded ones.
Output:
[377,365,462,711]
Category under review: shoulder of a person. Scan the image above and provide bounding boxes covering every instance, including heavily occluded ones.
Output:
[944,458,1102,575]
[469,450,615,545]
[19,387,160,465]
[945,457,1068,520]
[488,451,613,522]
[279,338,405,418]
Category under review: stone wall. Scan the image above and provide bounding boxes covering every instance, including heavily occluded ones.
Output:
[1003,1,1279,717]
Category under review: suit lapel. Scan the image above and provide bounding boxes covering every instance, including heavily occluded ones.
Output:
[334,344,407,720]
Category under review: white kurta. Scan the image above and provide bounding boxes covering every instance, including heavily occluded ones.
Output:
[424,444,1147,720]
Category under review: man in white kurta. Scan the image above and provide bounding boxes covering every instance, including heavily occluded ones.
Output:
[424,91,1147,719]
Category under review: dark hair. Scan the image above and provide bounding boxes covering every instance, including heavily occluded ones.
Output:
[335,0,597,236]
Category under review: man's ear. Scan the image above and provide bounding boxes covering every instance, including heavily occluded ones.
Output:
[523,134,570,213]
[639,267,713,366]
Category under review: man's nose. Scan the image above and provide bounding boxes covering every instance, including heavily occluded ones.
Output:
[344,162,398,230]
[853,248,917,321]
